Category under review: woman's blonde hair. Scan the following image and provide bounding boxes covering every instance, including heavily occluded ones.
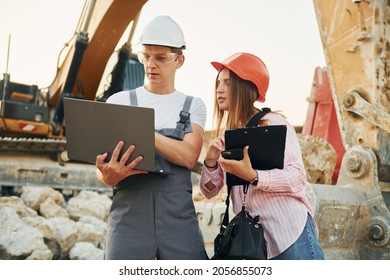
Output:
[212,68,268,137]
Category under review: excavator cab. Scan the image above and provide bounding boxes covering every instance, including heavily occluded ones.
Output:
[0,76,51,137]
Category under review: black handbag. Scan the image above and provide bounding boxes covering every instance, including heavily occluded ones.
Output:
[212,109,270,260]
[212,184,267,260]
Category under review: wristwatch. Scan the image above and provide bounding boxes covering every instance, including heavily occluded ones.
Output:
[250,176,258,186]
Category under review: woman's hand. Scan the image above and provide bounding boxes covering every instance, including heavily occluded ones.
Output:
[219,146,257,182]
[204,135,225,167]
[96,141,148,187]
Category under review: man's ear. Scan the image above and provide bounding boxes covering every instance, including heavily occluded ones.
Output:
[177,55,185,68]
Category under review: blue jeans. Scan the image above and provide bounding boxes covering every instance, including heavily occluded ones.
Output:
[271,214,324,260]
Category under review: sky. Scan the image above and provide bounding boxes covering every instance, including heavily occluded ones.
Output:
[0,0,326,130]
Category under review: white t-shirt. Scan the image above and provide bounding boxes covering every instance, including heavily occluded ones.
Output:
[106,87,207,130]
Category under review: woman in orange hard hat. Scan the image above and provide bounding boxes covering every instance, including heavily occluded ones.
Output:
[200,52,324,260]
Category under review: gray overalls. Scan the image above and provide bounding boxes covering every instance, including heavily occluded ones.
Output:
[104,90,208,260]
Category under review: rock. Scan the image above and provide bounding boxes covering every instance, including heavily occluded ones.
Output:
[22,215,55,240]
[47,217,78,259]
[21,186,65,211]
[67,191,112,222]
[0,196,37,218]
[76,215,107,248]
[0,207,48,259]
[298,134,337,185]
[26,249,53,260]
[40,197,69,219]
[69,242,104,260]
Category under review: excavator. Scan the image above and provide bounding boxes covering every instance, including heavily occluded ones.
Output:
[0,0,146,154]
[0,0,147,195]
[0,0,389,259]
[303,0,390,259]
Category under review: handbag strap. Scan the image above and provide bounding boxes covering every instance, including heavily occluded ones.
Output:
[220,107,271,232]
[245,107,271,127]
[220,184,249,231]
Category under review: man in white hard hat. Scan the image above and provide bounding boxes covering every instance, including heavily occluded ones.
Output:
[96,15,208,260]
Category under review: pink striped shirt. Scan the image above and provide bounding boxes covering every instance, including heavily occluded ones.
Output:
[199,112,317,259]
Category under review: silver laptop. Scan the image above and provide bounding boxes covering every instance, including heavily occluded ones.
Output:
[63,97,158,172]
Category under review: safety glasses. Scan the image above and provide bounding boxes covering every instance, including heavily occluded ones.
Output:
[137,52,179,65]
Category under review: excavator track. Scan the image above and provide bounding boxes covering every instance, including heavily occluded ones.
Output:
[0,138,109,197]
[0,137,67,154]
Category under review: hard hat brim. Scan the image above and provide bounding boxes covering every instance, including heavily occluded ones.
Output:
[211,57,267,103]
[211,61,224,72]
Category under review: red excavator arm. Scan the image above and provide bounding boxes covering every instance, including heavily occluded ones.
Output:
[302,67,345,184]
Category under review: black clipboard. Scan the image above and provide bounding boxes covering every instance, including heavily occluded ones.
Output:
[224,125,287,186]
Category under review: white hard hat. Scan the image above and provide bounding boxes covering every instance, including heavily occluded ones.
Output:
[139,15,186,49]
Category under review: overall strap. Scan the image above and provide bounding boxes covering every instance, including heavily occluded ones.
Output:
[182,95,193,112]
[128,89,138,106]
[168,95,193,140]
[176,95,193,132]
[133,93,193,141]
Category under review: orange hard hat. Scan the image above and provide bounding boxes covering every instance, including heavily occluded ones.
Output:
[211,52,269,102]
